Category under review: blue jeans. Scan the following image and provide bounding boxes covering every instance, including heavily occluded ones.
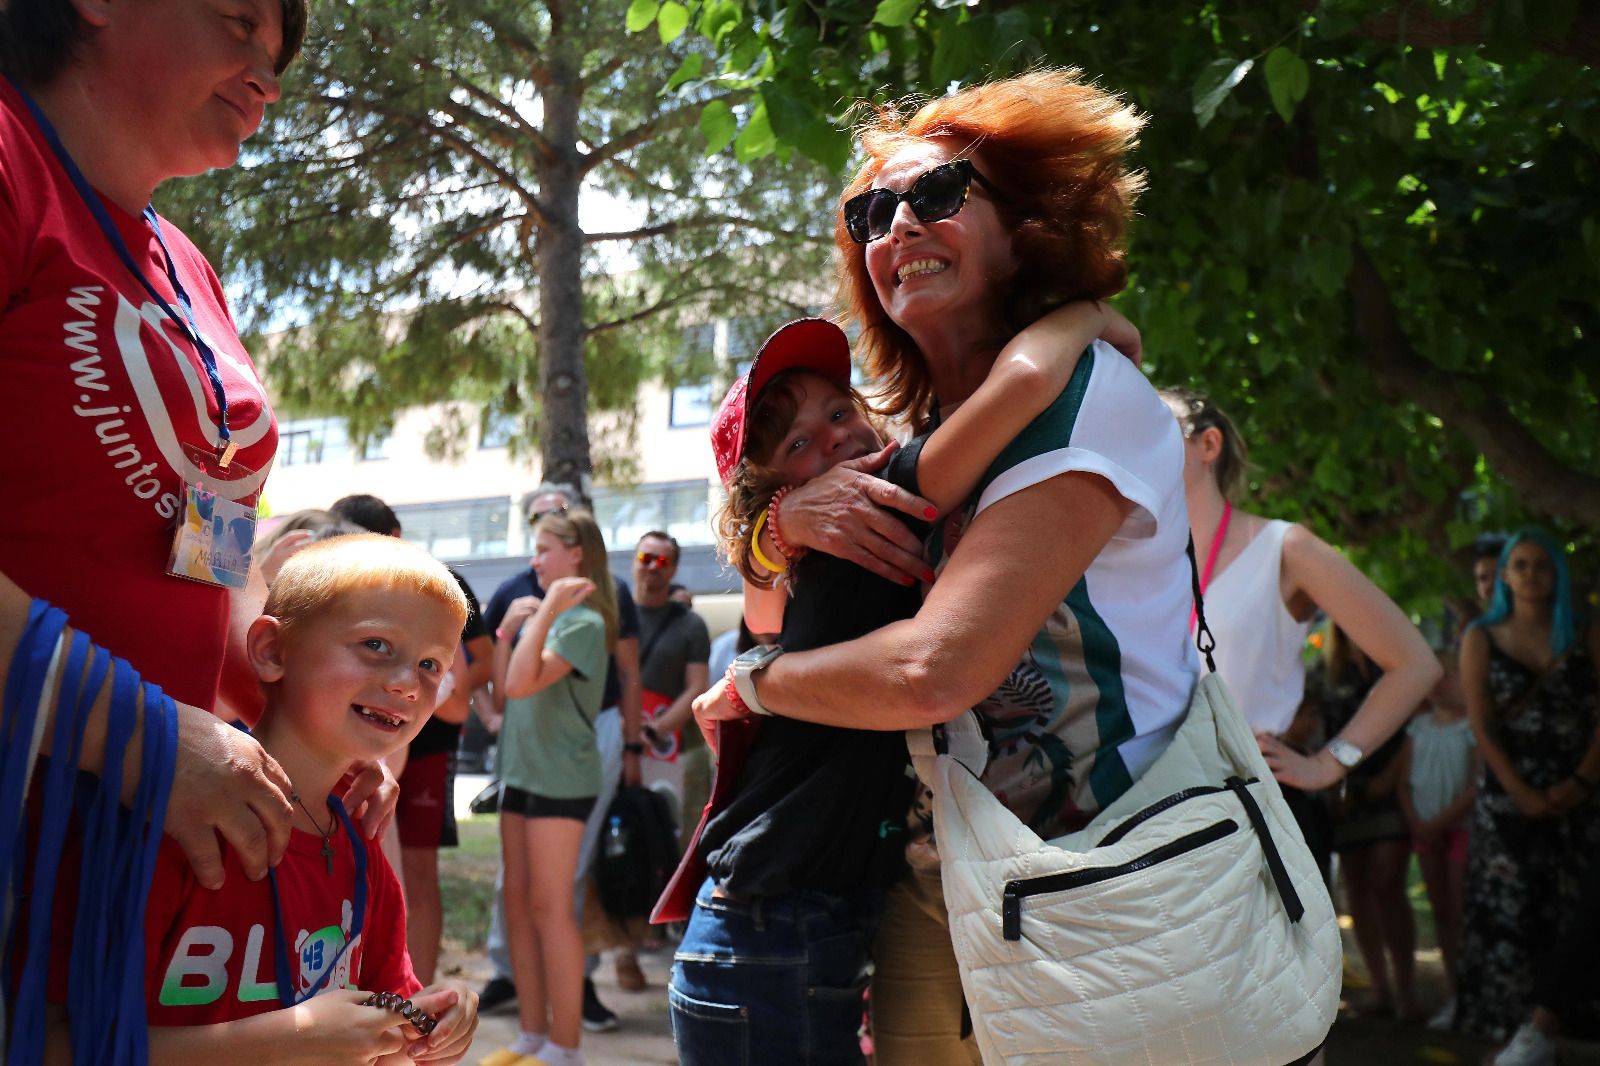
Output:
[669,877,881,1066]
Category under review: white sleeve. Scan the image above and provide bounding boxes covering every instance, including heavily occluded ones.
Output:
[974,341,1182,541]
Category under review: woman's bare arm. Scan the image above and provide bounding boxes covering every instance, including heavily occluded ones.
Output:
[1257,526,1441,791]
[704,472,1131,730]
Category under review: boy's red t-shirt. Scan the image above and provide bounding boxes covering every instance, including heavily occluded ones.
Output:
[141,822,419,1025]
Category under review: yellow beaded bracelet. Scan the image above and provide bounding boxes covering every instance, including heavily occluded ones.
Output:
[750,508,788,574]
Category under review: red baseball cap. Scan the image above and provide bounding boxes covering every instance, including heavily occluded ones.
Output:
[711,317,852,485]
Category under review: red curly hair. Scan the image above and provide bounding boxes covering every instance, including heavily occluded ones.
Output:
[836,69,1147,425]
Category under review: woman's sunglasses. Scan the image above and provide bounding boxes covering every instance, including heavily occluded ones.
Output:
[842,159,999,244]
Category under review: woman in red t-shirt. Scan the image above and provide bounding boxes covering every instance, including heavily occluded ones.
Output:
[0,2,396,1060]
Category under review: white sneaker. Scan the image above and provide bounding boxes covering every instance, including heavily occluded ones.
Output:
[1425,997,1455,1031]
[1491,1023,1556,1066]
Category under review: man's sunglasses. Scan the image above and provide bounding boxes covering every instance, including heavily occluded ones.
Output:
[842,159,999,244]
[636,551,673,571]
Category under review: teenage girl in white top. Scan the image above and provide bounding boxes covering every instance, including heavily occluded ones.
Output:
[1162,387,1440,1020]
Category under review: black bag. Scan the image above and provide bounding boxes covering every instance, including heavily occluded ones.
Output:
[596,785,679,920]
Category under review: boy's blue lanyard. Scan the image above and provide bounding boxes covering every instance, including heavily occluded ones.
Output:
[268,796,368,1006]
[6,76,235,465]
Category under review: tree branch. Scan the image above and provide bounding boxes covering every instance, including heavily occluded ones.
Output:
[440,67,558,163]
[584,286,722,337]
[1346,242,1600,527]
[580,94,735,175]
[584,215,820,243]
[319,95,552,228]
[1341,5,1599,66]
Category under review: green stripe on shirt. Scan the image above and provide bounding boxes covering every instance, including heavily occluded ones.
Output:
[1067,574,1136,807]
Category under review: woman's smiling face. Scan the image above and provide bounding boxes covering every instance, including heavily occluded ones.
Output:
[861,139,1017,338]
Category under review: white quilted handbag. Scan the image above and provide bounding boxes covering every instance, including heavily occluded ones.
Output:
[908,566,1341,1065]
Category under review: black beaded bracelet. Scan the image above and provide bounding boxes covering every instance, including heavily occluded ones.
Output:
[363,990,439,1035]
[623,741,646,755]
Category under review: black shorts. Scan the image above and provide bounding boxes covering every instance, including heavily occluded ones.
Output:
[500,785,596,823]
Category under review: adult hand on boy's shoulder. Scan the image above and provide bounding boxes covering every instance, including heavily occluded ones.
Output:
[291,989,410,1064]
[344,759,401,840]
[404,980,481,1065]
[167,701,294,890]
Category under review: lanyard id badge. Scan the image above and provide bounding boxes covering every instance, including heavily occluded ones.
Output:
[167,444,259,589]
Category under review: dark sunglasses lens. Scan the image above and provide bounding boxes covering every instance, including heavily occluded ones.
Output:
[906,163,969,224]
[844,189,895,243]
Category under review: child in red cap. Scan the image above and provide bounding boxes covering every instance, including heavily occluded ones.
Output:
[659,300,1137,1065]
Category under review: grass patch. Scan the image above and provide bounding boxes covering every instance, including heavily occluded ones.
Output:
[441,814,500,952]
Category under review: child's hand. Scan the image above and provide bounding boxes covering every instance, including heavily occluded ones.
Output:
[405,981,480,1064]
[1092,303,1141,366]
[541,577,596,617]
[503,594,542,626]
[290,989,410,1064]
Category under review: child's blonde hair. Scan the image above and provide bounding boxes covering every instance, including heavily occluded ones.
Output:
[712,369,879,588]
[265,533,469,638]
[531,511,619,651]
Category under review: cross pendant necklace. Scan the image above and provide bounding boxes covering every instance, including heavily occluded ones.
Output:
[291,792,337,875]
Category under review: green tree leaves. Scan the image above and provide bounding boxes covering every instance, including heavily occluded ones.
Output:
[1192,57,1254,128]
[1264,47,1310,122]
[623,0,1600,602]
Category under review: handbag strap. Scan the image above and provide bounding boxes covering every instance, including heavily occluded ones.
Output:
[1186,535,1219,673]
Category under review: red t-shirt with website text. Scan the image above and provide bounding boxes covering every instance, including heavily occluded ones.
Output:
[0,78,278,710]
[142,825,418,1026]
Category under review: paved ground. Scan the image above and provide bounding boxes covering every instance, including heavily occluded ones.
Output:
[442,779,1600,1065]
[456,947,677,1066]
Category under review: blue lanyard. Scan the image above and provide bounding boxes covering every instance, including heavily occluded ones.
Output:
[6,76,234,463]
[268,795,368,1006]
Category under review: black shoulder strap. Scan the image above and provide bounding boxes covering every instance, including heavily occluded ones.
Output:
[1186,535,1218,673]
[640,602,687,669]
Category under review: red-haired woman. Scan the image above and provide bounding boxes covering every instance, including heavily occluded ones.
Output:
[695,71,1207,1065]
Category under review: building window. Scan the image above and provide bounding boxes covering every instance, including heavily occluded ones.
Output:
[393,497,511,560]
[592,480,710,549]
[359,430,391,461]
[276,417,350,466]
[669,381,714,428]
[480,410,518,450]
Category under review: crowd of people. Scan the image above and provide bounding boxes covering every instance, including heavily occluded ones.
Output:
[1,1,1594,1064]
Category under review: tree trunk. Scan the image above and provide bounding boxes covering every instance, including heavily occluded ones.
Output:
[535,24,593,496]
[1345,243,1600,529]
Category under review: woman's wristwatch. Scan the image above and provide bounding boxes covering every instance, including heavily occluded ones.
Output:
[1324,739,1363,772]
[729,644,784,717]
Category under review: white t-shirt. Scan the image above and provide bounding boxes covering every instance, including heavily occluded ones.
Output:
[928,340,1198,839]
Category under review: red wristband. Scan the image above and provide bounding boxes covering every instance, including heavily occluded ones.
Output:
[723,662,753,718]
[768,486,804,562]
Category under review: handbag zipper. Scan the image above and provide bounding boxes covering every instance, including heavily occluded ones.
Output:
[1095,778,1256,848]
[1002,819,1239,941]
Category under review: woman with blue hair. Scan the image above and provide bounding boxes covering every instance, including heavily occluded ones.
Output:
[1455,528,1600,1051]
